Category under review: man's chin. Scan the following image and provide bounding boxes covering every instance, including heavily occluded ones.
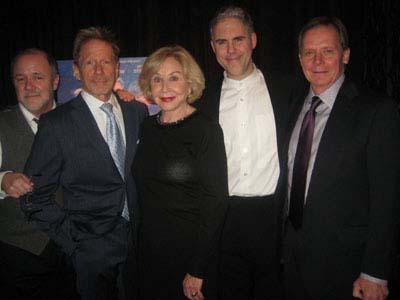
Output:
[22,99,53,115]
[89,90,113,100]
[89,85,113,95]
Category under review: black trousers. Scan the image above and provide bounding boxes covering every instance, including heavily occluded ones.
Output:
[218,195,283,300]
[282,221,312,300]
[283,221,400,300]
[0,240,78,300]
[283,221,356,300]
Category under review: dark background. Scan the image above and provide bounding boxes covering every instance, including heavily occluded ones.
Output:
[1,0,399,108]
[1,0,399,294]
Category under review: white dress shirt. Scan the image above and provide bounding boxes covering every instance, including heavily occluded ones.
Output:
[81,91,126,144]
[0,102,55,198]
[219,66,279,197]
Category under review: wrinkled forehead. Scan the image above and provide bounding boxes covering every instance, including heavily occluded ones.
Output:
[300,25,342,51]
[13,53,51,76]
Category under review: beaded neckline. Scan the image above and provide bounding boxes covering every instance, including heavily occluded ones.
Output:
[155,110,198,127]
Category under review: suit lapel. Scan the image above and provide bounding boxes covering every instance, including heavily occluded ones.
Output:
[69,95,113,167]
[211,85,222,122]
[195,74,223,122]
[287,84,308,135]
[263,70,291,153]
[307,80,359,204]
[283,86,308,173]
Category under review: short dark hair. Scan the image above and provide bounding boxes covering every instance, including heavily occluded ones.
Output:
[73,26,120,64]
[210,5,254,38]
[11,48,59,80]
[298,16,349,52]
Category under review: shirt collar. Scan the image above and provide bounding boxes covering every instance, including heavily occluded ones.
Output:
[19,100,56,123]
[306,74,345,108]
[223,64,260,89]
[81,90,118,110]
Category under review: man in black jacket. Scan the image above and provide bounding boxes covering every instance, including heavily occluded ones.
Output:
[196,5,292,300]
[283,16,400,300]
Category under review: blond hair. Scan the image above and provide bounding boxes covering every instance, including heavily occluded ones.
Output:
[139,45,205,104]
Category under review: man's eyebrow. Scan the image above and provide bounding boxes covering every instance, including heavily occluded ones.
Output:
[214,38,227,43]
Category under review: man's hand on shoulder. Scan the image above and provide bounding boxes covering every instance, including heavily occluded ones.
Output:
[353,277,389,300]
[1,172,33,198]
[115,89,135,102]
[115,89,152,106]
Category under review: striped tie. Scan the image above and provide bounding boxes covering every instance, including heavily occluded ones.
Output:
[100,103,129,220]
[289,96,322,229]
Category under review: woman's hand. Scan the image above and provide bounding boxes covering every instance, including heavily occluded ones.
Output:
[183,273,204,300]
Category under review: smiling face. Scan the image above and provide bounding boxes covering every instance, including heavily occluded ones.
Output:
[73,39,119,101]
[299,25,350,95]
[13,52,59,117]
[211,17,257,80]
[150,57,191,121]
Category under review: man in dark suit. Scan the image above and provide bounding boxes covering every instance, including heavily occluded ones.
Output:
[284,17,400,300]
[0,48,77,299]
[196,6,291,300]
[21,27,147,300]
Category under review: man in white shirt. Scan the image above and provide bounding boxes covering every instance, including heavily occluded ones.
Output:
[21,27,147,300]
[197,6,292,300]
[0,48,78,299]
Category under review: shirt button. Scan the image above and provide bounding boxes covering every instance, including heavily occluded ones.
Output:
[244,172,248,176]
[240,98,244,102]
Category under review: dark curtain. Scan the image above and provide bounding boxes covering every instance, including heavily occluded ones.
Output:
[1,0,399,109]
[1,0,399,296]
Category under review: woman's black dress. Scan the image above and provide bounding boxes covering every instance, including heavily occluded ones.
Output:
[133,110,228,300]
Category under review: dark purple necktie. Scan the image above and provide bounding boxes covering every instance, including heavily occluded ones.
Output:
[289,96,322,229]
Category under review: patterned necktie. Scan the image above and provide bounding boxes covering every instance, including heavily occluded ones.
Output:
[289,96,322,229]
[100,103,129,220]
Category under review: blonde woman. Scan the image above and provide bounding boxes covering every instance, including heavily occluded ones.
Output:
[133,45,228,300]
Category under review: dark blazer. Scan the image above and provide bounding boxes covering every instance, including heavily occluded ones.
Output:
[286,79,400,298]
[21,94,147,256]
[197,68,293,195]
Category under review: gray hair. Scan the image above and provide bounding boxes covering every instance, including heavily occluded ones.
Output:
[210,5,254,38]
[11,48,59,80]
[298,16,349,52]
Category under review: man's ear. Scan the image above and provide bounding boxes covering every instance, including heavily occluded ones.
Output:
[343,48,350,65]
[251,32,257,49]
[210,40,216,54]
[52,74,60,91]
[73,63,81,81]
[116,61,120,79]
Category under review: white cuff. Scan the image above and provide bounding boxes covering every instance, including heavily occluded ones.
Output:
[0,171,12,199]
